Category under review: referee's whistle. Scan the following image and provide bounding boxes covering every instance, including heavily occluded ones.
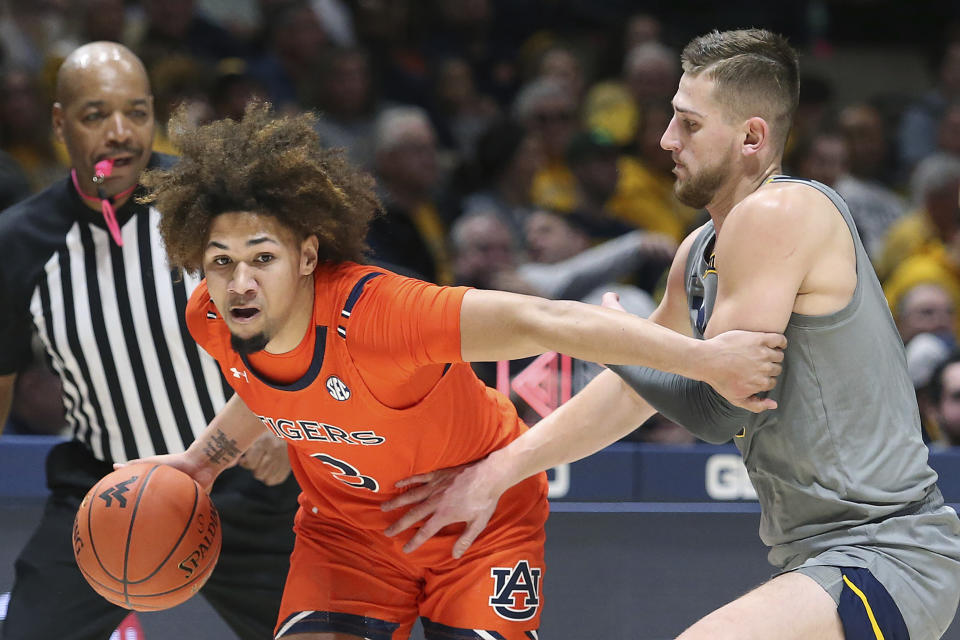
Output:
[92,158,115,184]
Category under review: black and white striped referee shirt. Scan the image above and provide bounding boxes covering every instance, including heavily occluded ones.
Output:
[0,154,231,463]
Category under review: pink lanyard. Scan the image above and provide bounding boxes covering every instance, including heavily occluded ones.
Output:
[69,160,136,247]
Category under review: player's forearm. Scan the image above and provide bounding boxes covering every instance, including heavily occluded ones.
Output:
[485,370,655,493]
[461,291,703,379]
[526,299,706,377]
[185,394,266,474]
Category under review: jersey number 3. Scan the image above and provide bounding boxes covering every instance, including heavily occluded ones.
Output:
[310,453,379,492]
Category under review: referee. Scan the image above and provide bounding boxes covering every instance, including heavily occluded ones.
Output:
[0,43,298,640]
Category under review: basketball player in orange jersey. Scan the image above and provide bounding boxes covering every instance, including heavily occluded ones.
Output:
[121,102,784,640]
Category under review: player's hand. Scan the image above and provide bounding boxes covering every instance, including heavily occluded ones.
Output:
[114,452,218,494]
[382,460,503,559]
[700,330,785,411]
[238,432,292,486]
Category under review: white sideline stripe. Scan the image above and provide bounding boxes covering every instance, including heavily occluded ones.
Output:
[475,631,498,640]
[275,610,313,638]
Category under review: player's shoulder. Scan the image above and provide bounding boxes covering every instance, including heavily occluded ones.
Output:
[185,278,226,352]
[729,177,839,236]
[320,261,406,295]
[185,279,216,322]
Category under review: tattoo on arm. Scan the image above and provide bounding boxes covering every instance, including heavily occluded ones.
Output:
[203,429,242,466]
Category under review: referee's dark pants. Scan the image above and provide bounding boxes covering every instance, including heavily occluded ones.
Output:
[2,440,299,640]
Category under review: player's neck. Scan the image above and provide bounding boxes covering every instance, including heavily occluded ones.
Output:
[264,274,316,354]
[708,164,781,234]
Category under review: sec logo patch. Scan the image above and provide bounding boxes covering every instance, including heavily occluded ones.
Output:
[326,375,351,401]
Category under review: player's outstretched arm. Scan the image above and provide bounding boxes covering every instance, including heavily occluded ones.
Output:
[114,394,267,492]
[459,284,784,407]
[383,368,655,558]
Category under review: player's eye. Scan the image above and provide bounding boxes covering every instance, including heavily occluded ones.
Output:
[212,256,231,266]
[254,254,275,264]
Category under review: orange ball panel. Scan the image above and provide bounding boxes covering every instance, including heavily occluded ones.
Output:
[73,463,222,611]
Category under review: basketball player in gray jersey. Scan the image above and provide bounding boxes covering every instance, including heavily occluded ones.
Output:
[382,29,960,640]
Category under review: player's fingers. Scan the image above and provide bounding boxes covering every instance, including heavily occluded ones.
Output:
[600,292,624,311]
[113,456,153,469]
[762,333,788,350]
[402,516,447,554]
[756,397,778,410]
[394,471,437,488]
[735,395,778,413]
[766,362,782,377]
[452,517,490,559]
[254,459,280,484]
[264,466,291,486]
[384,498,440,537]
[381,483,440,512]
[113,455,169,470]
[238,446,264,470]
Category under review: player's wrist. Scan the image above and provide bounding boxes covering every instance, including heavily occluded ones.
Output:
[484,446,528,495]
[677,335,708,382]
[184,442,226,477]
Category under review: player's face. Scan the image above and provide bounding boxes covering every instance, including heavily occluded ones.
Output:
[202,212,317,355]
[660,72,739,209]
[52,62,154,199]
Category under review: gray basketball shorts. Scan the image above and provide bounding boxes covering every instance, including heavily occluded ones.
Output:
[791,505,960,640]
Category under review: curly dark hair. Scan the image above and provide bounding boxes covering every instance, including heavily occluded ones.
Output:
[140,101,380,274]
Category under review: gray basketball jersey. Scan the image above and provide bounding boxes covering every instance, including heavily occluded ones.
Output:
[684,176,959,573]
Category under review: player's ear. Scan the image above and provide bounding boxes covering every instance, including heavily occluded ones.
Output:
[742,116,768,157]
[300,235,319,275]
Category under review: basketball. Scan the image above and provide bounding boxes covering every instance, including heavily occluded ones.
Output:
[72,463,222,611]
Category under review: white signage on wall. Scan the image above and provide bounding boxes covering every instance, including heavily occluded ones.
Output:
[705,454,758,500]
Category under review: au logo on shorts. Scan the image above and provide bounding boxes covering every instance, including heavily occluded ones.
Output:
[489,560,542,621]
[326,375,351,401]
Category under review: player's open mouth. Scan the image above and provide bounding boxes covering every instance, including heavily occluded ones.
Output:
[230,307,260,322]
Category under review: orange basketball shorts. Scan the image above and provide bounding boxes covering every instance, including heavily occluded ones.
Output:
[274,476,548,640]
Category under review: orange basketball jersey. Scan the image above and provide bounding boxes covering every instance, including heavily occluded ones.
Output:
[186,262,548,532]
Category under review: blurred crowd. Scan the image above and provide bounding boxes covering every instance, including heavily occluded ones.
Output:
[3,0,960,448]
